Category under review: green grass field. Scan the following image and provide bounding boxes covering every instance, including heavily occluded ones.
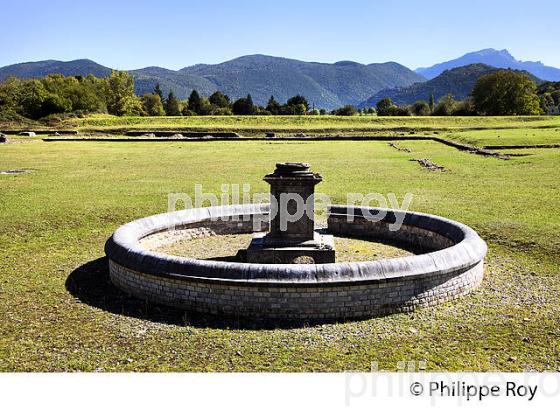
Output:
[6,114,560,149]
[444,127,560,147]
[1,132,559,371]
[4,115,560,143]
[63,113,560,132]
[31,114,560,147]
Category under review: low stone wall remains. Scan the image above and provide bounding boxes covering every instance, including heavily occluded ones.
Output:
[105,204,486,320]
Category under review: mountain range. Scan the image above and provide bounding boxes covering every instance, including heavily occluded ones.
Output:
[416,49,560,81]
[176,55,424,109]
[0,59,112,80]
[0,55,424,110]
[0,49,558,109]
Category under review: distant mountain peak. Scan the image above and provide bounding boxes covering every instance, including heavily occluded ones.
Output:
[415,48,560,81]
[0,58,112,81]
[334,60,363,67]
[498,49,514,58]
[467,48,515,61]
[473,48,511,56]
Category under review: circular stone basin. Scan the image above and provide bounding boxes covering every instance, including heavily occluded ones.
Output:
[105,204,487,320]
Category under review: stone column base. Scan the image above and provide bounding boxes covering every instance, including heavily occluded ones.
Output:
[244,232,336,264]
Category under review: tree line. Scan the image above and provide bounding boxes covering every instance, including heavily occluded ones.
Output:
[151,89,320,117]
[0,69,558,120]
[0,69,327,119]
[0,71,141,120]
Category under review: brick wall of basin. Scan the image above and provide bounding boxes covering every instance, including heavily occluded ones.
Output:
[105,204,487,320]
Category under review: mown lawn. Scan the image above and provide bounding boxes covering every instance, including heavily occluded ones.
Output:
[0,138,559,371]
[5,114,560,147]
[444,127,560,147]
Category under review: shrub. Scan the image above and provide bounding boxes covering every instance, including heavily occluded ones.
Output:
[332,105,358,116]
[232,94,255,115]
[208,91,231,108]
[286,95,309,111]
[376,97,395,116]
[433,94,458,116]
[390,105,412,116]
[255,107,272,115]
[213,107,233,116]
[411,100,431,116]
[454,97,477,116]
[0,107,28,122]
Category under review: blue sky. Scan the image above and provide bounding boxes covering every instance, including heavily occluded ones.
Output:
[1,0,559,70]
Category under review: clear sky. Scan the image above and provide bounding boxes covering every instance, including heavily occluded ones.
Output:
[1,0,559,70]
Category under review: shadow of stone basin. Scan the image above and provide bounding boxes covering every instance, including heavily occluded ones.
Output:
[66,226,418,326]
[65,230,423,329]
[66,257,347,329]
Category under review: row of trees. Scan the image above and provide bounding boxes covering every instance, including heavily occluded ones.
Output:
[374,94,477,116]
[0,69,327,119]
[0,69,556,119]
[143,88,319,117]
[537,81,560,114]
[0,70,144,119]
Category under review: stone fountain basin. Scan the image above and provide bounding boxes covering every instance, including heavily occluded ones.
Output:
[105,204,487,320]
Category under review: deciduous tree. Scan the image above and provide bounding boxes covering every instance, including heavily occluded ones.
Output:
[142,93,165,116]
[472,70,542,115]
[105,70,141,116]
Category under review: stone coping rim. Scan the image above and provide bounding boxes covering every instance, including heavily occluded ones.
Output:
[109,260,477,288]
[104,204,487,284]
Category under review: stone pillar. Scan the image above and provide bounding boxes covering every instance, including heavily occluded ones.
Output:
[244,162,335,264]
[264,162,322,245]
